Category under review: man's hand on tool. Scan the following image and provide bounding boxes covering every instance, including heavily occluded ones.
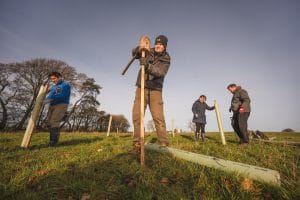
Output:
[140,57,148,66]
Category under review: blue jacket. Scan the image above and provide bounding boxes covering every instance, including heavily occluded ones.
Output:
[46,80,71,106]
[192,100,214,124]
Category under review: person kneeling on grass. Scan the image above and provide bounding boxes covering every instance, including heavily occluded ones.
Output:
[45,71,71,147]
[192,95,215,141]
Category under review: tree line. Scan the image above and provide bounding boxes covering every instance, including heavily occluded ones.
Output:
[0,58,130,132]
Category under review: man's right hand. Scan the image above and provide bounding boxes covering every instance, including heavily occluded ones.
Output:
[140,57,148,66]
[132,46,141,59]
[43,98,51,105]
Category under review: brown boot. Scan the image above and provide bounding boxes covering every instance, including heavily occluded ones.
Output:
[160,141,169,147]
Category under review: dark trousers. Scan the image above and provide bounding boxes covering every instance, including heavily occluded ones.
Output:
[195,123,205,133]
[231,112,250,143]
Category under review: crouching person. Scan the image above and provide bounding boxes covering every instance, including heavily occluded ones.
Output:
[192,95,215,141]
[46,71,71,147]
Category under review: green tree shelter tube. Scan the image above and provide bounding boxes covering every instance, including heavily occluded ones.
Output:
[145,143,280,186]
[21,84,48,148]
[214,100,226,145]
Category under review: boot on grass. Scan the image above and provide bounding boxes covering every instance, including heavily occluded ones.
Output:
[201,132,205,141]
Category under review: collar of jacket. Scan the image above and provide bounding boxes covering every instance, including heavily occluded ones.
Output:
[234,86,242,93]
[154,50,166,57]
[55,80,63,85]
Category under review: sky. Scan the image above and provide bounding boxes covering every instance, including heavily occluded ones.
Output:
[1,0,300,132]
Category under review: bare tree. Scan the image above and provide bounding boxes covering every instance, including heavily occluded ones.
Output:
[110,114,130,133]
[0,58,132,133]
[0,64,15,130]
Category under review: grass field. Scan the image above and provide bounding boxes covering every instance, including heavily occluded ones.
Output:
[0,132,299,200]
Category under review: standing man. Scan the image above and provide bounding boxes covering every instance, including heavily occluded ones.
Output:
[227,83,251,145]
[46,71,71,147]
[132,35,171,152]
[192,95,215,141]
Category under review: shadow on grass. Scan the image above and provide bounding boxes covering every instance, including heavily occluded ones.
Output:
[225,139,239,144]
[6,150,221,200]
[0,138,13,143]
[1,146,287,200]
[29,137,103,150]
[3,151,185,199]
[180,134,195,141]
[119,134,132,138]
[148,137,158,143]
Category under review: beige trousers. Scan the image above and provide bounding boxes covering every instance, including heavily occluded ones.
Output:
[132,88,169,145]
[47,104,68,128]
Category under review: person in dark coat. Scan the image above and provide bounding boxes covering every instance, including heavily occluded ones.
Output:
[192,95,215,141]
[227,83,251,145]
[131,35,171,153]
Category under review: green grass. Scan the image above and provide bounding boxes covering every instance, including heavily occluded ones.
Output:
[0,132,299,199]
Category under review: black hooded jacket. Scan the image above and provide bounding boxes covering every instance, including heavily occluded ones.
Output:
[134,48,171,91]
[192,100,215,124]
[230,86,251,113]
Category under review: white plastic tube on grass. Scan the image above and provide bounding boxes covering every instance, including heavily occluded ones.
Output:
[145,143,281,186]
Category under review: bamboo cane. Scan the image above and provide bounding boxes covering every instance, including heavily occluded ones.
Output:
[138,35,150,167]
[140,51,145,167]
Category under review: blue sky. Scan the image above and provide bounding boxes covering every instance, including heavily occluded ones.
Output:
[1,0,300,132]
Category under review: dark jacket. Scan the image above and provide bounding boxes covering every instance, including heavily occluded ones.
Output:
[192,100,215,124]
[230,86,251,113]
[134,48,171,91]
[46,80,71,106]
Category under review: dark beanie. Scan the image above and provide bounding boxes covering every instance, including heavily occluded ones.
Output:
[155,35,168,47]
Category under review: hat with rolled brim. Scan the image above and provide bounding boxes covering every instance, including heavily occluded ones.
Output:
[155,35,168,47]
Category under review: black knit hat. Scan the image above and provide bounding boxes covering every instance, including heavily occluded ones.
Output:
[155,35,168,47]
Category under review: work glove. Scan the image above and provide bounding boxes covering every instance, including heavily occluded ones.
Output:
[132,46,141,59]
[140,57,148,66]
[43,98,51,105]
[239,107,245,113]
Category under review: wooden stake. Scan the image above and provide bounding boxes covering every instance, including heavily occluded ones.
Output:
[145,143,280,186]
[140,51,145,167]
[137,35,150,167]
[107,114,112,137]
[214,100,226,145]
[21,84,48,148]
